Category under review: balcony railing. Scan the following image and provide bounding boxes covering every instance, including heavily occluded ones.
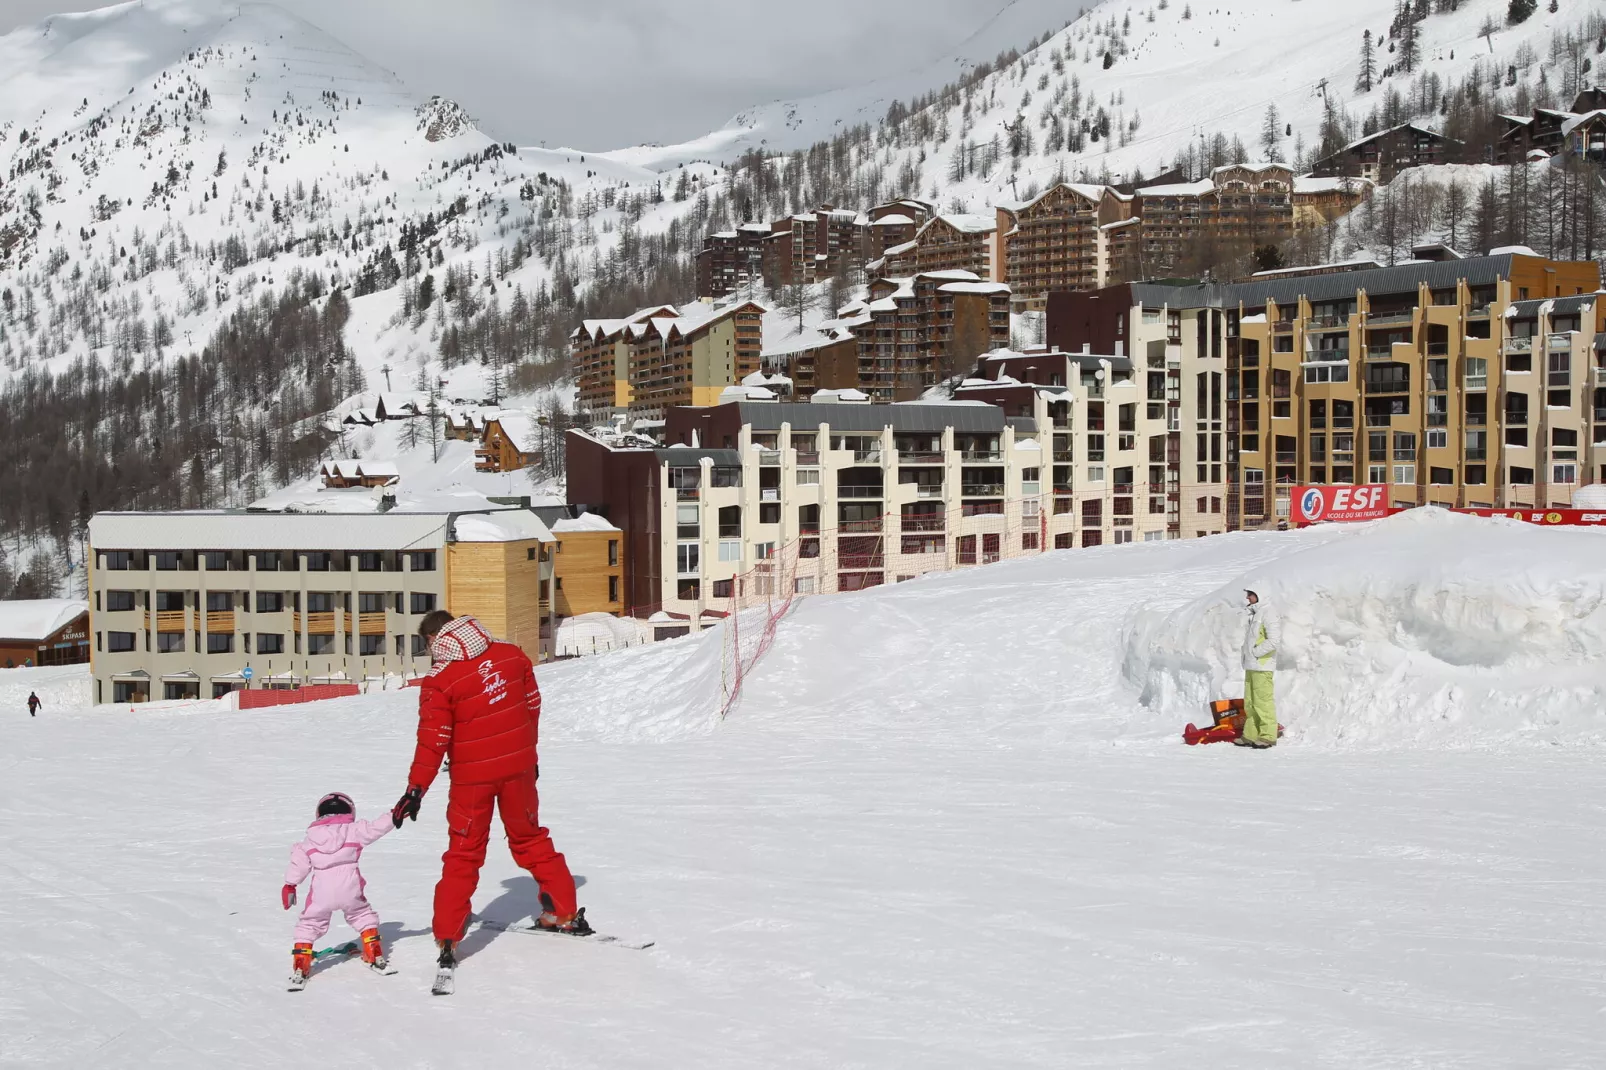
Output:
[1503,411,1527,427]
[898,451,944,464]
[675,487,700,501]
[154,610,186,632]
[839,518,883,533]
[961,484,1005,497]
[1505,336,1533,354]
[205,612,234,634]
[960,450,1002,462]
[303,612,337,635]
[1549,332,1574,349]
[900,516,945,532]
[758,450,782,466]
[1365,344,1395,360]
[1467,412,1488,426]
[838,486,883,498]
[852,449,883,463]
[793,450,820,466]
[1465,375,1488,391]
[358,612,386,636]
[837,554,886,570]
[1465,448,1488,460]
[1367,311,1414,327]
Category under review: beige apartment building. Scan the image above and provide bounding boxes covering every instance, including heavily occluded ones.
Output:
[86,509,556,704]
[1048,252,1606,529]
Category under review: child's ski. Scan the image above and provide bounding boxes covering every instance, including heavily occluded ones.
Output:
[314,941,360,961]
[472,916,655,950]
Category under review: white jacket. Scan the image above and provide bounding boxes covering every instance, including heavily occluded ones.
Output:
[1241,601,1280,672]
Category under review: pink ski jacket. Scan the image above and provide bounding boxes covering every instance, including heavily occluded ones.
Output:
[283,813,393,912]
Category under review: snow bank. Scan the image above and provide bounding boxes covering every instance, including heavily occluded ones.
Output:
[538,624,729,742]
[1125,510,1606,748]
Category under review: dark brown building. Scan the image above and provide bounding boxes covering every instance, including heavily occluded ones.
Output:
[0,600,90,668]
[696,223,772,298]
[1310,122,1455,184]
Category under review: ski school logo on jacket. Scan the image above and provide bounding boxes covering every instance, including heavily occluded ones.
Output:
[1299,488,1325,522]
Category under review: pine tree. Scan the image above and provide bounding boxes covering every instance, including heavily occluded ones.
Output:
[1357,30,1377,92]
[1508,0,1536,25]
[1259,104,1284,162]
[1398,15,1421,73]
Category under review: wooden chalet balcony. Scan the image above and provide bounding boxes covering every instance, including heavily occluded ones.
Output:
[205,612,234,633]
[153,610,186,633]
[359,612,387,636]
[294,612,338,635]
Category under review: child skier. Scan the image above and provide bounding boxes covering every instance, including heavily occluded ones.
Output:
[282,792,399,988]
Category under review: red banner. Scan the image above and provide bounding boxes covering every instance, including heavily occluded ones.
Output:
[1454,508,1606,526]
[1291,485,1391,525]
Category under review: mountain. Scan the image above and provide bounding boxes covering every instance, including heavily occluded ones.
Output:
[0,0,1601,595]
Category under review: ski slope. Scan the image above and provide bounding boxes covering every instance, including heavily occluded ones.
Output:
[3,511,1606,1067]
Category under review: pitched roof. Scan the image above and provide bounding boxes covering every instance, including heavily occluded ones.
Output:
[0,599,87,642]
[491,413,541,454]
[1129,254,1523,310]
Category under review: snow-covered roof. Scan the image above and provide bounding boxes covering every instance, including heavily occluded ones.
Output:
[452,510,555,544]
[883,239,917,256]
[927,213,996,235]
[871,213,915,227]
[89,512,452,551]
[1340,121,1450,152]
[487,413,539,454]
[1561,110,1606,139]
[918,269,983,281]
[1138,180,1214,197]
[357,461,399,479]
[1212,162,1292,177]
[1293,175,1370,194]
[940,282,1010,295]
[811,388,871,404]
[552,513,620,534]
[720,384,777,402]
[378,392,426,414]
[0,599,87,641]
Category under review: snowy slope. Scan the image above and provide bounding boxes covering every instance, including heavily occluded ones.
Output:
[7,514,1605,1066]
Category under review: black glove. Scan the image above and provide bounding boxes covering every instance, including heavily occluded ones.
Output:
[391,786,423,828]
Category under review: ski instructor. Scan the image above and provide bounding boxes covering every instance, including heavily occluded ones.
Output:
[1236,589,1280,748]
[392,610,587,971]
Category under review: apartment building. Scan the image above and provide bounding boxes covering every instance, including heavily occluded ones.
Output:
[571,304,677,415]
[567,398,1054,634]
[960,338,1232,543]
[695,223,772,298]
[1047,252,1605,530]
[882,214,999,280]
[1310,122,1456,184]
[550,513,625,618]
[625,300,767,419]
[765,206,863,287]
[764,271,1011,403]
[1496,92,1606,164]
[996,183,1136,312]
[1131,164,1296,279]
[864,198,934,260]
[85,508,558,704]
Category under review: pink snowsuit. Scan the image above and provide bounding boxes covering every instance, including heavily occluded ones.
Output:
[284,814,393,943]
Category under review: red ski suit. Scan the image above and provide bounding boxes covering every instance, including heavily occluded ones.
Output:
[408,616,576,941]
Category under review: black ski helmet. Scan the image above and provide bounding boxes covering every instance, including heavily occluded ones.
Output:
[316,792,354,818]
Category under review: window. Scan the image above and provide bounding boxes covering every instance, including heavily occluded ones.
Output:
[410,634,429,657]
[712,579,734,599]
[677,544,700,576]
[304,552,332,571]
[796,469,820,485]
[359,634,385,656]
[1426,429,1447,450]
[759,502,781,525]
[1274,335,1293,353]
[154,551,182,570]
[718,541,742,562]
[1553,463,1578,485]
[157,632,185,653]
[106,590,136,612]
[1430,467,1455,485]
[205,592,230,612]
[1022,532,1040,551]
[410,592,437,615]
[107,631,136,652]
[356,552,383,572]
[1466,466,1487,485]
[676,579,701,601]
[527,547,537,561]
[554,577,564,590]
[1393,432,1417,462]
[608,575,620,602]
[754,542,776,560]
[1304,364,1350,384]
[1553,428,1578,447]
[358,593,386,614]
[1369,465,1388,484]
[409,551,437,572]
[203,551,228,571]
[207,633,233,654]
[1506,427,1529,447]
[103,551,133,570]
[677,504,700,540]
[154,590,184,612]
[607,541,619,567]
[308,635,335,656]
[1510,467,1535,485]
[1465,358,1487,389]
[258,633,285,654]
[254,552,281,572]
[306,592,335,613]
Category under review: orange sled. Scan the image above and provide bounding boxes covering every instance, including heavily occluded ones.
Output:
[1183,698,1284,745]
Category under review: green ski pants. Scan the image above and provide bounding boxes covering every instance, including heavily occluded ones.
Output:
[1243,670,1277,744]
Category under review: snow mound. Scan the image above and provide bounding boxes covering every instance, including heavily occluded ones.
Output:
[538,624,729,742]
[1125,510,1606,748]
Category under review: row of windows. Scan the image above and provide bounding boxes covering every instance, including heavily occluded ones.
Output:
[99,591,438,615]
[101,631,431,657]
[100,551,438,573]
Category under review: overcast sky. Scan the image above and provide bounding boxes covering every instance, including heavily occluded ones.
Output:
[0,0,1016,148]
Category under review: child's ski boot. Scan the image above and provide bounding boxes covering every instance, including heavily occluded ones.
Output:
[360,927,387,970]
[288,942,314,991]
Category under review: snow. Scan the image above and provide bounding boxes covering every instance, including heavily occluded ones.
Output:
[0,599,87,641]
[450,510,553,544]
[8,512,1606,1065]
[551,512,619,534]
[553,612,651,658]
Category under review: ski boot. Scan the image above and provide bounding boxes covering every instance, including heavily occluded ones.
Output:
[431,939,456,995]
[288,942,314,990]
[536,892,594,936]
[360,927,387,970]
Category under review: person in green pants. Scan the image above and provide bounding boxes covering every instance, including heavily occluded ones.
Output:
[1235,589,1280,748]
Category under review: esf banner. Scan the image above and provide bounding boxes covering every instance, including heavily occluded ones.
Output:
[1456,508,1606,526]
[1291,485,1390,525]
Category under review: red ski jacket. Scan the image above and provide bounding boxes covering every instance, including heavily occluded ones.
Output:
[408,616,541,792]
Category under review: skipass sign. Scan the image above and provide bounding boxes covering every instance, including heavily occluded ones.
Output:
[1292,485,1390,525]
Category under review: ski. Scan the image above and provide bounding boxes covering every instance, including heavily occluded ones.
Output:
[313,941,359,961]
[472,916,655,950]
[430,965,455,996]
[287,971,308,992]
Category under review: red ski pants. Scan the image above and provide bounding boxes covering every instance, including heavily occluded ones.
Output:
[432,771,576,941]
